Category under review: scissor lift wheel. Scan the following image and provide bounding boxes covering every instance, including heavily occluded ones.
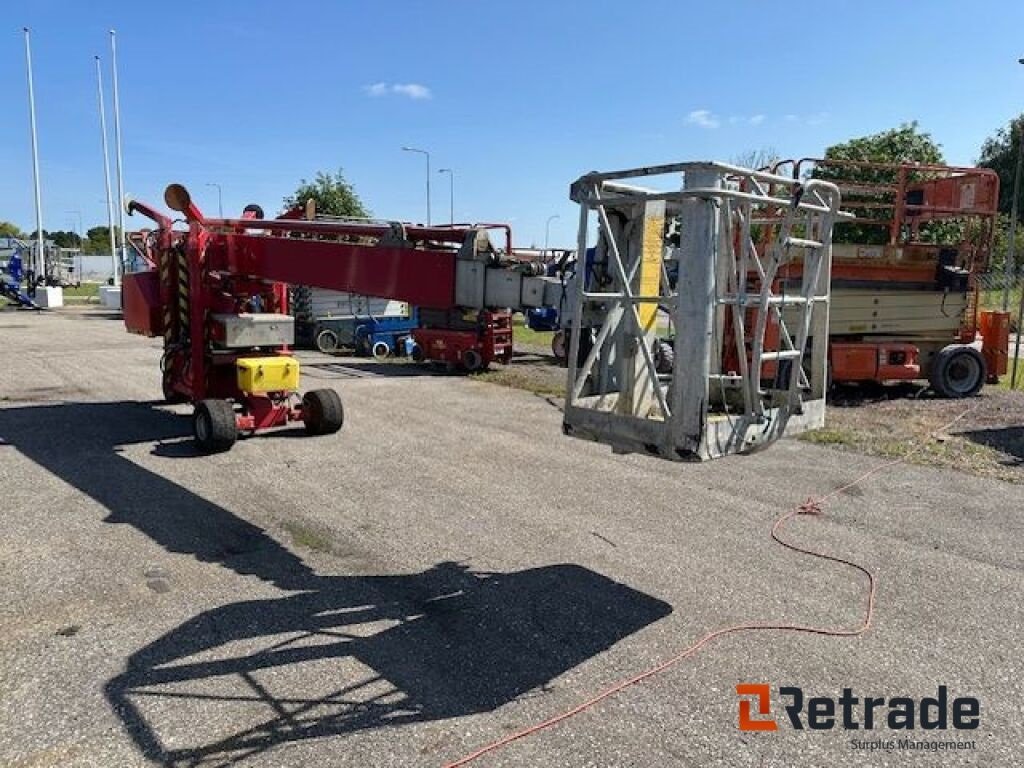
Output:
[193,399,239,453]
[930,344,986,398]
[302,389,344,435]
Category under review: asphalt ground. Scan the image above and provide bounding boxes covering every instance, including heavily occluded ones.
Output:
[1,306,1022,767]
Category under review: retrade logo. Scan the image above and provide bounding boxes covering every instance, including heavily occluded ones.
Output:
[735,684,980,732]
[736,684,777,731]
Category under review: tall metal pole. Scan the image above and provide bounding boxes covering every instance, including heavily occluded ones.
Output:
[109,30,125,286]
[1003,117,1019,309]
[438,168,453,225]
[66,209,84,283]
[95,56,117,280]
[544,214,560,256]
[401,146,430,224]
[23,28,45,285]
[206,182,223,217]
[1010,119,1024,387]
[1008,59,1024,386]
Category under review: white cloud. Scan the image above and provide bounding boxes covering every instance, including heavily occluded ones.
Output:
[686,109,720,129]
[364,82,432,100]
[392,83,432,100]
[749,114,766,126]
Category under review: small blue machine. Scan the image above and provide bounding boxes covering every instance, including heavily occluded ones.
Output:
[352,310,421,359]
[0,249,39,309]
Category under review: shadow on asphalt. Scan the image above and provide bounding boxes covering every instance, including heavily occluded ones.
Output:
[0,400,672,766]
[958,426,1024,464]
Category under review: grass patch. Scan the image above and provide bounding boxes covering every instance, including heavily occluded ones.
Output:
[471,367,564,397]
[63,283,101,297]
[512,316,553,349]
[798,427,857,446]
[994,371,1024,392]
[282,520,333,553]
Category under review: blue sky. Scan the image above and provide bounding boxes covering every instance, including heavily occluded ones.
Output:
[2,0,1023,248]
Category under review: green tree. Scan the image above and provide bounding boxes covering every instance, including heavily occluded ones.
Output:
[0,221,24,239]
[814,122,945,244]
[978,114,1024,218]
[82,226,119,255]
[48,230,81,249]
[988,213,1024,272]
[284,168,368,218]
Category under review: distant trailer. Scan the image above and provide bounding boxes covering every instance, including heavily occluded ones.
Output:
[291,286,414,353]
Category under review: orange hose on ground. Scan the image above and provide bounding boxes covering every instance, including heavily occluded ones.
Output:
[442,405,976,768]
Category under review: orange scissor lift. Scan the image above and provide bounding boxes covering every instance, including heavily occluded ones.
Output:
[758,159,1007,397]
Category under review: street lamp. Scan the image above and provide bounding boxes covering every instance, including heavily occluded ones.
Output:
[544,214,560,257]
[23,28,45,284]
[206,182,224,218]
[401,146,431,225]
[438,168,454,226]
[94,55,117,281]
[65,210,83,246]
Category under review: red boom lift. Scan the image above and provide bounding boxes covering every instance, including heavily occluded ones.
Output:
[122,184,522,452]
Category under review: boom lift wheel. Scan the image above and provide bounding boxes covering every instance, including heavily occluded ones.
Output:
[302,389,344,435]
[193,399,238,453]
[929,344,986,398]
[552,330,568,365]
[461,348,484,372]
[316,328,340,354]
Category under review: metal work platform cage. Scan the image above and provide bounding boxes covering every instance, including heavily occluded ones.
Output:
[562,161,845,461]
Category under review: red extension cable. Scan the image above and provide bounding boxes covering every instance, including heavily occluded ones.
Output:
[442,406,976,767]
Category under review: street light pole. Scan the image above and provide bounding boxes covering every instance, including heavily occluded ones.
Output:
[109,30,125,287]
[544,214,560,257]
[94,55,117,281]
[401,146,430,225]
[1005,58,1024,310]
[1009,59,1024,387]
[66,209,83,283]
[206,182,223,217]
[23,28,45,285]
[65,209,83,246]
[438,168,454,225]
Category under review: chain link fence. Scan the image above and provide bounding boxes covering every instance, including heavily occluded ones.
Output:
[976,271,1024,327]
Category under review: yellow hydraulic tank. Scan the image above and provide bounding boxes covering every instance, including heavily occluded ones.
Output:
[236,356,300,393]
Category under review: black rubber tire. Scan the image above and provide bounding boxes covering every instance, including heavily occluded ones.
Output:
[551,330,568,365]
[303,388,344,435]
[929,344,986,398]
[162,371,189,404]
[193,399,238,453]
[410,343,425,362]
[461,349,484,372]
[316,328,340,354]
[371,340,391,360]
[654,339,675,374]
